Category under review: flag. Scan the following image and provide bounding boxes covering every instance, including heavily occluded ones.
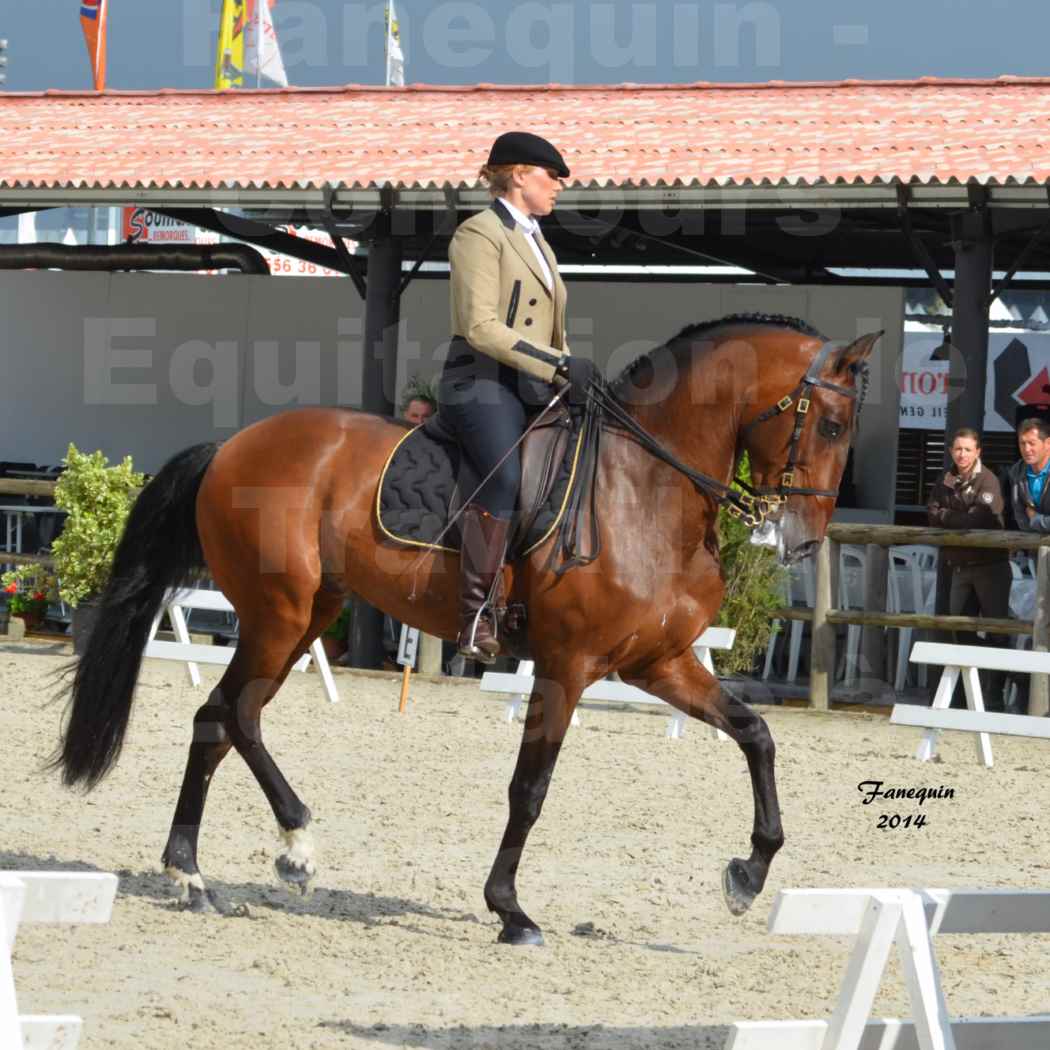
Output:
[245,0,287,87]
[386,1,404,87]
[79,0,108,90]
[215,0,247,90]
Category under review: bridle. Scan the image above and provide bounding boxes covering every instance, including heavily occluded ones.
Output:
[729,340,866,524]
[591,341,867,530]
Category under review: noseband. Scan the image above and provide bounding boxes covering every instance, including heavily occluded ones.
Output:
[592,341,866,531]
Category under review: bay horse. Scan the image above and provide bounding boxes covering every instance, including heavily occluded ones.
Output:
[54,314,880,945]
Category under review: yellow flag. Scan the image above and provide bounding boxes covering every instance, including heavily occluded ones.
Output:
[214,0,247,90]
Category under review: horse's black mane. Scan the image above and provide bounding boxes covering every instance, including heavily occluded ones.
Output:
[612,313,827,391]
[674,313,824,342]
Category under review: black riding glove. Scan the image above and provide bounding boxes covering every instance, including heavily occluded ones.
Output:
[556,356,598,405]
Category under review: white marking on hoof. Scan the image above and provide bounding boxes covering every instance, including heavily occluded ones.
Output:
[275,826,317,895]
[165,865,205,902]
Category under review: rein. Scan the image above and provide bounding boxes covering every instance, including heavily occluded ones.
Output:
[588,341,866,530]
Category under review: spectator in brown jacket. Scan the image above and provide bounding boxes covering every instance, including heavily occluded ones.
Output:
[927,427,1011,710]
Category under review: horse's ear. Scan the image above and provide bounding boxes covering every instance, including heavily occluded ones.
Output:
[833,330,883,375]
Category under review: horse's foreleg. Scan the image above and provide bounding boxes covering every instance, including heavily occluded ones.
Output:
[625,653,784,917]
[484,669,583,946]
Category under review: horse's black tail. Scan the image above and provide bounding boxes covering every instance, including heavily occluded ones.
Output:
[54,442,220,790]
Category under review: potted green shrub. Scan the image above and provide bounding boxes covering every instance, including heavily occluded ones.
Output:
[713,455,789,677]
[50,444,144,652]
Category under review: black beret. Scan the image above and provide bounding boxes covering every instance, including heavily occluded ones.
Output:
[486,131,570,178]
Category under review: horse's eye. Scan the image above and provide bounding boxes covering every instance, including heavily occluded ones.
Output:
[818,418,844,440]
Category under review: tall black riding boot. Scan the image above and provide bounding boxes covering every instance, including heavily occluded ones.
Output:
[457,503,512,664]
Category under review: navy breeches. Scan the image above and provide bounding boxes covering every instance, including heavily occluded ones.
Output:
[438,344,550,520]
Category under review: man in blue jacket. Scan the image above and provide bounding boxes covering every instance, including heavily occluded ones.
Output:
[1008,418,1050,531]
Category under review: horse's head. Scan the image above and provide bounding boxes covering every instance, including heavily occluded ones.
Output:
[740,331,882,565]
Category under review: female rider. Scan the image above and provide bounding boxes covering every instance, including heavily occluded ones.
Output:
[439,131,596,662]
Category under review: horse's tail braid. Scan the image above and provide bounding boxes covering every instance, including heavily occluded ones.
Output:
[53,442,219,790]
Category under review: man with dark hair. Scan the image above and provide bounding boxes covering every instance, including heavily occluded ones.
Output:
[1008,417,1050,532]
[401,394,436,426]
[928,427,1010,711]
[1002,417,1050,714]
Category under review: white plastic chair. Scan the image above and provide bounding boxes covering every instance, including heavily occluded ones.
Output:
[1006,558,1035,711]
[839,545,866,686]
[762,560,813,683]
[888,545,938,692]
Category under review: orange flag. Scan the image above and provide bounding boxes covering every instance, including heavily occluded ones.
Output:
[79,0,108,90]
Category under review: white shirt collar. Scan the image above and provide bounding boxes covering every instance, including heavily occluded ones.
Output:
[498,197,540,236]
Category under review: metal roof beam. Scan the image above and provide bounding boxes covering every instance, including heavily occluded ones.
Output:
[896,185,954,307]
[5,183,1050,213]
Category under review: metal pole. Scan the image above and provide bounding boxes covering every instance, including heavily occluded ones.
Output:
[362,230,400,417]
[347,227,401,669]
[1031,546,1050,716]
[810,537,835,710]
[945,205,993,451]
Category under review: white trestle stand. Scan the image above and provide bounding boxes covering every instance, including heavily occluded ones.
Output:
[480,627,735,739]
[893,642,1050,768]
[0,871,118,1049]
[727,886,1050,1050]
[144,588,338,704]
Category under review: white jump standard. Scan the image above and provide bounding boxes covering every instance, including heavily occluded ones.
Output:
[728,886,1050,1050]
[145,587,339,704]
[481,627,736,739]
[0,871,118,1050]
[893,642,1050,768]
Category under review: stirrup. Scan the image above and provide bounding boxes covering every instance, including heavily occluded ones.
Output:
[458,608,499,664]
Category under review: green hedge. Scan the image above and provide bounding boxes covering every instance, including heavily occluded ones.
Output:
[713,458,789,676]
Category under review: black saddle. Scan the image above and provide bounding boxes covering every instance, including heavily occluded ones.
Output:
[376,401,586,563]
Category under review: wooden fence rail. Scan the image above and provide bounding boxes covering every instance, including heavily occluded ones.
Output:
[803,525,1050,715]
[0,479,57,498]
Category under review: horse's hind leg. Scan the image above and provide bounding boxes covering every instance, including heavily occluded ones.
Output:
[161,594,342,911]
[624,652,784,917]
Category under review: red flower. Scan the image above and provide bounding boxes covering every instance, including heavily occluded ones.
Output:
[32,592,46,602]
[3,583,16,594]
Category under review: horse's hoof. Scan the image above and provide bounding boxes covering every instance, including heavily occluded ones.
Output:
[722,858,758,917]
[497,922,544,946]
[275,826,316,896]
[275,853,315,896]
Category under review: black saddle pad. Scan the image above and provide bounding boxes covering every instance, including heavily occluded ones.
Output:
[377,419,582,559]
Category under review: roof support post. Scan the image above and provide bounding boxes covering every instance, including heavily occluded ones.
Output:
[347,208,403,670]
[945,196,993,459]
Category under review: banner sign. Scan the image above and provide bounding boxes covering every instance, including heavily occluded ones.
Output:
[899,332,949,429]
[120,208,350,276]
[901,329,1050,432]
[122,207,201,244]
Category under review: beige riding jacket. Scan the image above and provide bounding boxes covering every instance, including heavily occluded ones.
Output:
[448,200,570,384]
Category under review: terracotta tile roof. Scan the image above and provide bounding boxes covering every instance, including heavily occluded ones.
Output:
[2,78,1050,191]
